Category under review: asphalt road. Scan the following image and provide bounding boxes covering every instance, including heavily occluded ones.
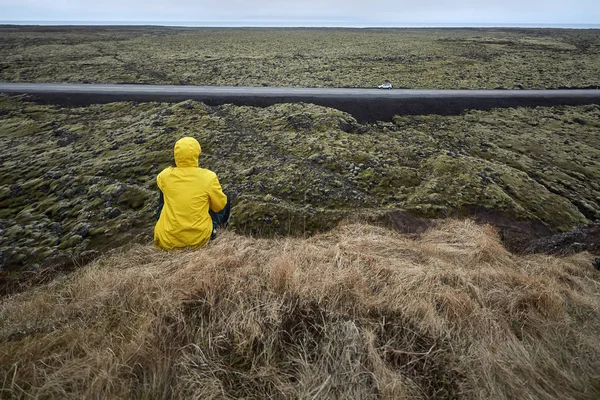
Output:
[2,82,600,122]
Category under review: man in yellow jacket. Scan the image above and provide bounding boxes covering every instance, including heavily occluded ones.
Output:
[154,137,229,249]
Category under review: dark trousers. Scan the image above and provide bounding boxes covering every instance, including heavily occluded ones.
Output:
[210,198,231,240]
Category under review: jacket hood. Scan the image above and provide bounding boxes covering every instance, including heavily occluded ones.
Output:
[174,137,201,167]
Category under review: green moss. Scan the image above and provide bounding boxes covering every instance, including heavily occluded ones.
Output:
[118,186,151,210]
[3,27,599,89]
[58,235,83,250]
[232,198,345,237]
[0,118,45,137]
[1,95,599,271]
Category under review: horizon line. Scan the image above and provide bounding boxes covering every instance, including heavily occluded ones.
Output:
[2,21,600,29]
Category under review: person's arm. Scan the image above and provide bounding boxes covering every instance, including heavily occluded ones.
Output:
[208,175,227,213]
[155,191,164,221]
[155,171,165,221]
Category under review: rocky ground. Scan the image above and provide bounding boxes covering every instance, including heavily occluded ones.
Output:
[1,94,599,278]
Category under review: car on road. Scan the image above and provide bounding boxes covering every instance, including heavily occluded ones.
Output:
[378,83,393,89]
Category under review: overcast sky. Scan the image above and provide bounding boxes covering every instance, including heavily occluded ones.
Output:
[1,0,599,26]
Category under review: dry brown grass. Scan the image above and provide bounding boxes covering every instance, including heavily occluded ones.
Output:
[1,220,599,399]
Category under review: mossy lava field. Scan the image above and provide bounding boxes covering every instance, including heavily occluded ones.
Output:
[1,26,599,89]
[1,93,599,273]
[1,26,600,277]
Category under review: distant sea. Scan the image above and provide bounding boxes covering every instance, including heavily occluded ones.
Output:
[2,21,600,29]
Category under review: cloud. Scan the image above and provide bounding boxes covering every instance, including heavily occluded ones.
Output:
[1,0,599,24]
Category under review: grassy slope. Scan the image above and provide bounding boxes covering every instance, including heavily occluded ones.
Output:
[1,95,599,271]
[1,26,599,89]
[1,221,598,399]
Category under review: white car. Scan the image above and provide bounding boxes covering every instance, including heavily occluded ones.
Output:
[378,83,393,89]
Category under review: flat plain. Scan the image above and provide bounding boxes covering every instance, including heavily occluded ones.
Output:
[1,26,599,89]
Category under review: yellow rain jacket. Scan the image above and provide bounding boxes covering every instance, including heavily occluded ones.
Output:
[154,137,227,249]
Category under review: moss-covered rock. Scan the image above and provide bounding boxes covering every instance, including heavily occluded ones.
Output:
[0,95,599,271]
[405,154,587,230]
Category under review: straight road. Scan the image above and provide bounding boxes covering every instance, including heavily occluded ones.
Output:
[2,82,599,121]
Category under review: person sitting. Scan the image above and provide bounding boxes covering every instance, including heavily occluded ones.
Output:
[154,137,230,249]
